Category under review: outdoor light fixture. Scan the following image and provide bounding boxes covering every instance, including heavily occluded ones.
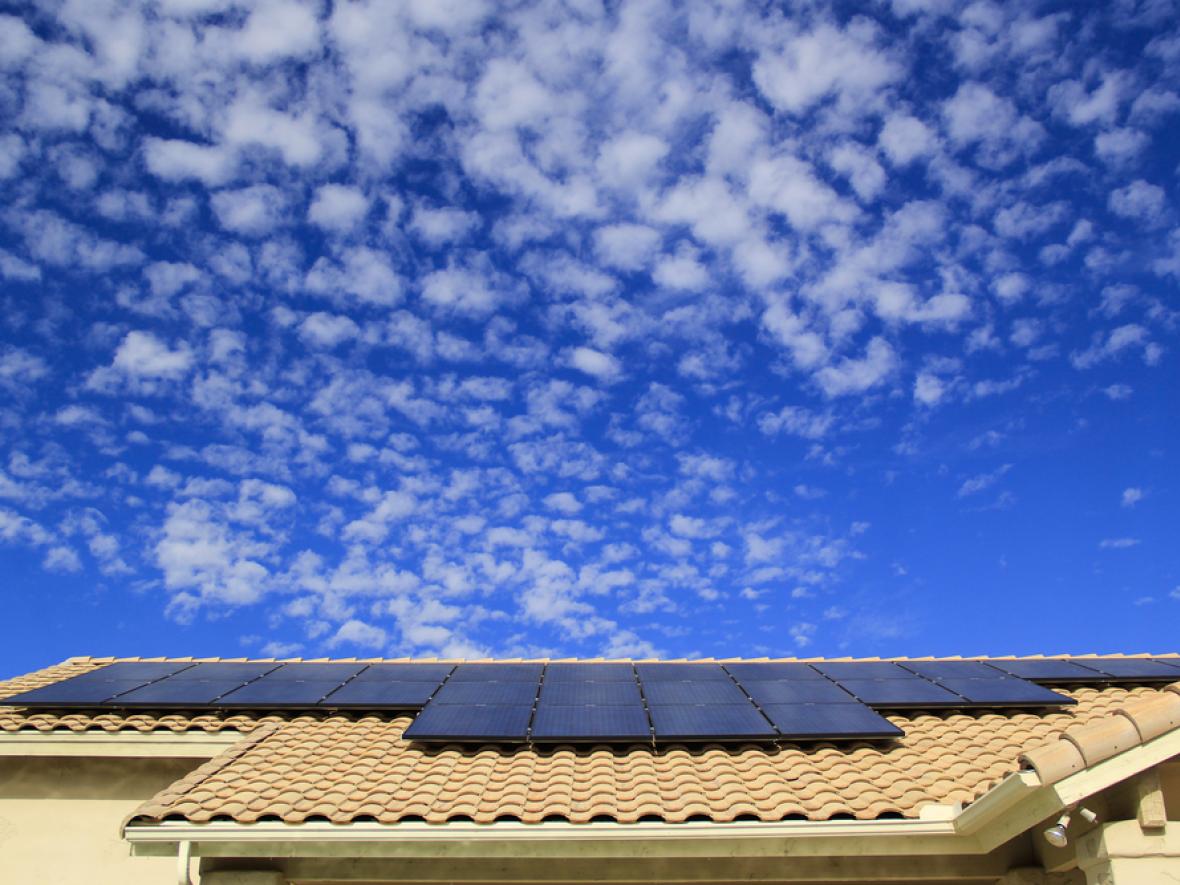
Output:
[1043,806,1098,847]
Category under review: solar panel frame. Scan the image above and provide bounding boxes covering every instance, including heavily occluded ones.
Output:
[642,680,750,706]
[543,664,637,682]
[636,663,732,682]
[936,678,1075,706]
[110,680,255,707]
[164,663,281,681]
[348,664,454,683]
[3,678,157,706]
[723,663,827,681]
[761,703,903,739]
[899,661,1007,681]
[738,679,858,705]
[430,681,540,705]
[1072,659,1180,680]
[812,662,916,680]
[447,664,545,683]
[217,680,347,707]
[530,705,652,741]
[539,681,642,705]
[648,703,777,740]
[837,678,966,707]
[251,663,367,682]
[403,704,533,741]
[320,680,441,708]
[987,659,1104,682]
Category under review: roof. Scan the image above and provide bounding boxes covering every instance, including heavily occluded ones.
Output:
[5,655,1179,827]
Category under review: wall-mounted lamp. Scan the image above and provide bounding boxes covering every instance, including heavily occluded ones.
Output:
[1043,806,1098,848]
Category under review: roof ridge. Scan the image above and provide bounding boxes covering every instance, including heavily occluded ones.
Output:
[1020,682,1180,784]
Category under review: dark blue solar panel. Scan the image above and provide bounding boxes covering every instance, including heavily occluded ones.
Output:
[255,663,366,682]
[1157,659,1180,672]
[838,679,965,707]
[531,705,651,741]
[900,661,1006,681]
[112,680,251,706]
[649,704,776,740]
[431,681,539,705]
[1073,659,1180,680]
[4,678,153,705]
[540,681,641,705]
[937,678,1074,706]
[81,662,197,682]
[218,680,344,707]
[988,660,1104,682]
[404,704,533,741]
[350,664,453,682]
[739,679,856,705]
[814,662,921,680]
[643,680,749,705]
[321,680,439,707]
[636,663,731,682]
[166,663,279,681]
[544,664,636,682]
[762,703,902,738]
[723,663,826,681]
[447,664,545,683]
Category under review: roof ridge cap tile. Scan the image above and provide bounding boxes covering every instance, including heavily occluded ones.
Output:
[1021,682,1180,784]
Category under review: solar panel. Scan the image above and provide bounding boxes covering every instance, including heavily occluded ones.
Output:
[1073,659,1180,681]
[165,663,280,681]
[4,678,154,706]
[643,680,749,705]
[321,680,440,707]
[544,664,637,682]
[987,659,1104,682]
[447,664,545,682]
[723,663,826,681]
[430,681,539,705]
[112,680,251,706]
[404,704,533,741]
[838,678,965,707]
[530,705,651,741]
[900,661,1006,681]
[739,679,856,705]
[218,680,344,707]
[79,662,197,682]
[636,663,732,682]
[350,663,454,682]
[253,663,367,682]
[648,704,776,740]
[936,678,1074,706]
[539,681,641,705]
[762,703,903,739]
[813,662,915,680]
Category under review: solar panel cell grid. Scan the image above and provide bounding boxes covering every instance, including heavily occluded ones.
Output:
[5,678,154,705]
[635,663,732,682]
[254,663,367,682]
[1074,659,1180,680]
[642,680,749,705]
[218,680,345,706]
[812,662,914,680]
[838,678,964,707]
[539,681,642,705]
[166,663,280,681]
[987,659,1103,681]
[322,680,440,707]
[431,681,539,705]
[723,663,826,681]
[530,705,651,741]
[648,704,776,739]
[543,664,637,682]
[112,680,251,706]
[899,661,1006,681]
[447,664,545,682]
[349,664,454,682]
[84,662,196,681]
[762,702,903,738]
[738,679,857,705]
[404,704,533,741]
[936,678,1074,706]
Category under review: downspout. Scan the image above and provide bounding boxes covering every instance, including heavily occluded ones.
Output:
[177,840,192,885]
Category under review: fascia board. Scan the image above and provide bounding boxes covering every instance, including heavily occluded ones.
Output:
[0,730,241,757]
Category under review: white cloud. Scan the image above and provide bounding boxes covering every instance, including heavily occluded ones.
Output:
[409,205,480,245]
[757,405,834,439]
[594,223,661,271]
[878,113,935,165]
[543,492,582,514]
[1108,180,1166,223]
[111,331,193,379]
[235,0,321,64]
[420,265,508,315]
[211,185,287,236]
[958,464,1012,497]
[143,138,235,186]
[568,346,621,381]
[753,21,899,114]
[1121,487,1143,507]
[815,337,897,397]
[1099,537,1140,549]
[913,371,945,405]
[308,184,369,232]
[306,247,403,306]
[299,312,360,348]
[327,618,387,650]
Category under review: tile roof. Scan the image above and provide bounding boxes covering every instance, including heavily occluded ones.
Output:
[6,657,1178,826]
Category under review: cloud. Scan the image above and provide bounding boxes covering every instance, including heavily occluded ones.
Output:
[111,331,193,379]
[757,406,834,439]
[958,464,1012,497]
[1121,487,1143,507]
[1098,537,1140,549]
[568,346,621,381]
[211,185,287,236]
[1108,180,1166,223]
[308,184,369,232]
[327,618,388,650]
[878,113,935,165]
[815,337,897,397]
[143,138,236,185]
[299,312,360,348]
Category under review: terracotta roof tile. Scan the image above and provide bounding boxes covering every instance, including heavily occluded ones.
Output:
[121,683,1176,825]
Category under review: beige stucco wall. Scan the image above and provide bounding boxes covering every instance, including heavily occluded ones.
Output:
[0,755,201,885]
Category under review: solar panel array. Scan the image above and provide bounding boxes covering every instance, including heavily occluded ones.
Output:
[4,657,1179,745]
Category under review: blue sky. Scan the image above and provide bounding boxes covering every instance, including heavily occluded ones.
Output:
[1,0,1178,674]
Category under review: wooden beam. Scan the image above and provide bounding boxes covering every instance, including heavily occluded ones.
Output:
[1135,770,1167,831]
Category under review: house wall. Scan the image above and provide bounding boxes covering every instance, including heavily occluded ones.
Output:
[0,755,201,885]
